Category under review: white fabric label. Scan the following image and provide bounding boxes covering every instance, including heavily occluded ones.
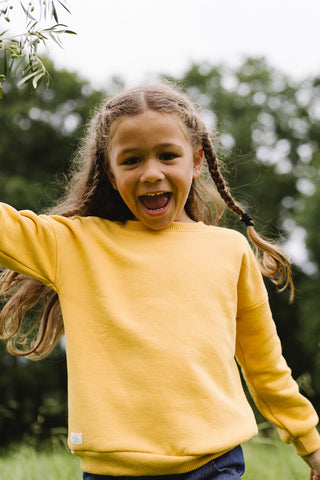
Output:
[71,432,83,445]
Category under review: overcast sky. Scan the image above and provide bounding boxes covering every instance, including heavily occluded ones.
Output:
[44,0,320,88]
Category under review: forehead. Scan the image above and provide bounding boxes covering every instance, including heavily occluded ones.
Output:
[109,111,192,154]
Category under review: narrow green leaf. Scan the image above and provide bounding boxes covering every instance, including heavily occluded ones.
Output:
[20,0,37,21]
[52,4,59,23]
[32,71,45,89]
[56,0,71,14]
[3,47,8,75]
[7,56,15,76]
[44,22,68,30]
[48,32,63,48]
[50,28,76,35]
[28,21,39,31]
[18,69,40,86]
[8,39,20,46]
[33,32,48,41]
[45,72,51,88]
[23,61,38,77]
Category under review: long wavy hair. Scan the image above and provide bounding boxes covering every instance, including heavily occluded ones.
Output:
[0,82,293,360]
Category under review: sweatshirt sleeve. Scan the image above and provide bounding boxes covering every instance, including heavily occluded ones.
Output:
[0,202,58,289]
[235,239,320,456]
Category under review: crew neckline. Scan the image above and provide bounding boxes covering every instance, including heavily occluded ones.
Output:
[121,220,209,232]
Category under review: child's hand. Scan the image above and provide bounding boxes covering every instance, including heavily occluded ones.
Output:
[302,448,320,480]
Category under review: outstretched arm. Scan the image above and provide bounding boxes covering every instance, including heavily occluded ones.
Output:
[303,448,320,480]
[0,202,57,285]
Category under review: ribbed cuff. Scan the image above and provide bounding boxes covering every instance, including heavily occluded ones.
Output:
[293,428,320,456]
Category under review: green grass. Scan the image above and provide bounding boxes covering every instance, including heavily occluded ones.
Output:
[0,443,82,480]
[0,435,309,480]
[242,438,309,479]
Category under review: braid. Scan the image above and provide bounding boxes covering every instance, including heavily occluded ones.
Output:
[202,133,244,218]
[202,132,294,301]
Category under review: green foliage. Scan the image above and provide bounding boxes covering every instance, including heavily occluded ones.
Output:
[0,58,105,445]
[0,0,76,97]
[0,55,103,212]
[173,57,320,409]
[173,58,303,232]
[0,343,68,447]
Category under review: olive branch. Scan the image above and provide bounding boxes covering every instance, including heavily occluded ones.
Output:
[0,0,76,98]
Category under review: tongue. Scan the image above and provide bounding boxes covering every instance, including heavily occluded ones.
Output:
[141,193,170,210]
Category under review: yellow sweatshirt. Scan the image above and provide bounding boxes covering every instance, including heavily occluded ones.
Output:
[0,203,319,475]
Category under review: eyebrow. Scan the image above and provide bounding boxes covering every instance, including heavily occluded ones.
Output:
[118,143,182,156]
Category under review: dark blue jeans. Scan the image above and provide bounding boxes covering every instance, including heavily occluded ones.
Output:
[83,445,245,479]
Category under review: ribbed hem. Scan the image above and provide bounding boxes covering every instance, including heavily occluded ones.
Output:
[75,450,226,476]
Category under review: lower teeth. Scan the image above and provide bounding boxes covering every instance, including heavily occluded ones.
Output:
[141,193,170,210]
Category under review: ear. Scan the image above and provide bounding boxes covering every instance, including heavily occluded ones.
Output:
[103,163,118,190]
[193,147,204,179]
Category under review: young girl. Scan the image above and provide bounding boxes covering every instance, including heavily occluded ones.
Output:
[0,83,320,480]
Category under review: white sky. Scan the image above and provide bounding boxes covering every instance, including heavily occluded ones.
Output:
[44,0,320,88]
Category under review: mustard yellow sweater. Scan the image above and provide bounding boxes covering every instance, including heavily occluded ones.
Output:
[0,203,320,475]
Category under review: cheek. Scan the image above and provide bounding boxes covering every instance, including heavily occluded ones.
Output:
[180,169,195,190]
[115,176,136,202]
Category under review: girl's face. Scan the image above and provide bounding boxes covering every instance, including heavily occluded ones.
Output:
[107,111,203,230]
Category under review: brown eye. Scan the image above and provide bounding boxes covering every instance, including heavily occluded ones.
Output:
[159,152,176,160]
[123,156,140,165]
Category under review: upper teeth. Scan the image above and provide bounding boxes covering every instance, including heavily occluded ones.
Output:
[145,192,164,196]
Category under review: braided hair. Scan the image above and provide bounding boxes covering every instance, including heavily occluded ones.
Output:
[201,130,293,299]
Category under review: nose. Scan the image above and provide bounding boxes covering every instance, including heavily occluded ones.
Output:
[140,158,165,183]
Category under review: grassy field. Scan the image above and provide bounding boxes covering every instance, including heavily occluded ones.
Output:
[0,442,82,480]
[242,438,309,479]
[0,435,309,480]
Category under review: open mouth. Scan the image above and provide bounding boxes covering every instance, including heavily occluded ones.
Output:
[138,192,172,213]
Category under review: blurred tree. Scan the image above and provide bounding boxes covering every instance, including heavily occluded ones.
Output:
[293,75,320,402]
[0,56,103,211]
[171,57,320,411]
[0,343,68,447]
[0,57,104,445]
